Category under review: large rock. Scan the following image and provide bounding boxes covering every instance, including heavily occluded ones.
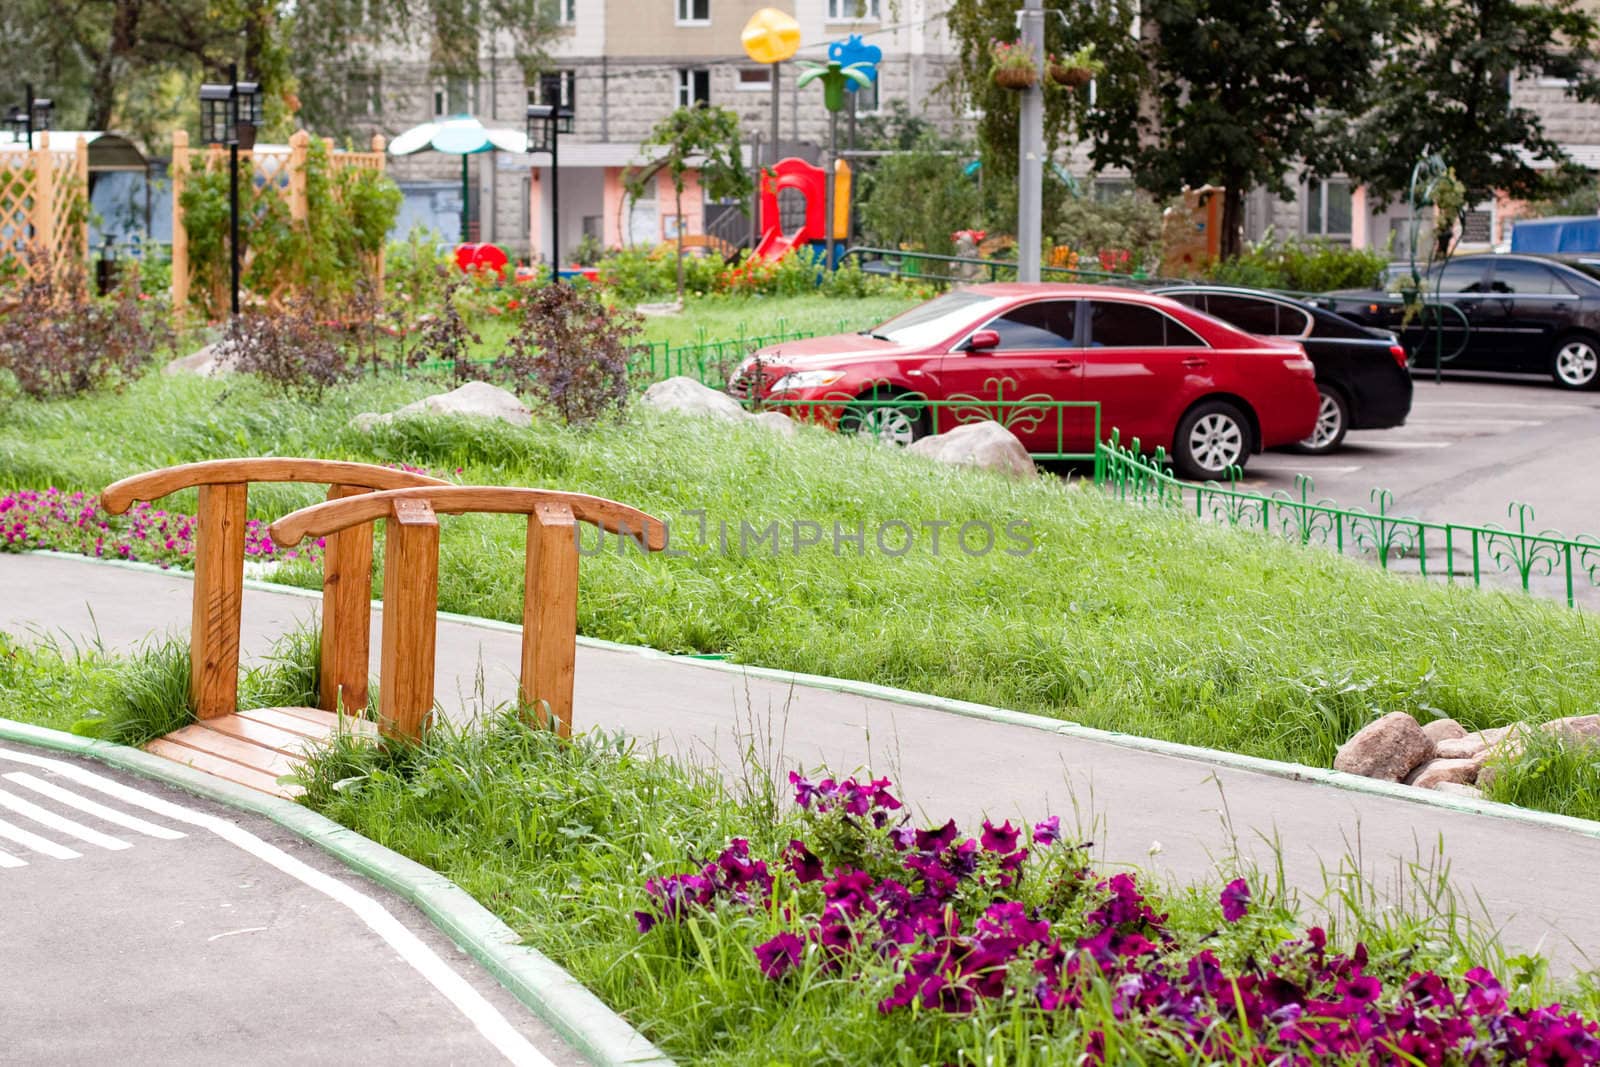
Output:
[1435,734,1487,761]
[1405,758,1482,789]
[163,342,233,377]
[641,376,749,422]
[1542,715,1600,747]
[750,410,799,437]
[907,420,1036,479]
[353,381,531,430]
[1432,782,1485,801]
[1333,712,1435,781]
[1421,718,1468,744]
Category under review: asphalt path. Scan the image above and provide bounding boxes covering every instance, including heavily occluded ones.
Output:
[4,553,1600,981]
[0,739,589,1066]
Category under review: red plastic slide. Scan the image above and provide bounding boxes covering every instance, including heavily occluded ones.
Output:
[753,229,799,262]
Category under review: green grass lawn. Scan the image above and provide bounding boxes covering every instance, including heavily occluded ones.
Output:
[6,371,1600,824]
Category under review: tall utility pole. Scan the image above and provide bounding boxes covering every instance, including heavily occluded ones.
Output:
[1017,0,1045,283]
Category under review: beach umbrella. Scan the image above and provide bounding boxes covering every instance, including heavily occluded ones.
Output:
[388,114,528,244]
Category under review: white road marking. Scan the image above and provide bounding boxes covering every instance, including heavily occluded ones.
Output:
[1420,400,1592,412]
[1253,464,1364,475]
[1362,441,1453,449]
[0,816,80,859]
[0,746,555,1067]
[0,787,131,850]
[0,848,27,868]
[1400,418,1545,429]
[208,926,269,942]
[3,772,186,839]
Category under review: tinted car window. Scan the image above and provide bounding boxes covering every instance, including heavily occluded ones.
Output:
[1489,259,1569,295]
[1205,294,1280,336]
[1309,308,1381,339]
[874,290,1004,346]
[983,301,1078,349]
[1162,291,1207,311]
[1431,259,1489,293]
[1088,301,1206,347]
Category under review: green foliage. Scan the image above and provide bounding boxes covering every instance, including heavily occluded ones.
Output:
[1342,0,1600,207]
[491,282,643,425]
[857,132,983,256]
[1484,731,1600,822]
[1204,234,1389,292]
[597,247,724,303]
[1051,193,1164,271]
[385,225,454,314]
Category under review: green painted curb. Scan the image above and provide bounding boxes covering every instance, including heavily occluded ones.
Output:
[24,549,1600,845]
[0,714,674,1067]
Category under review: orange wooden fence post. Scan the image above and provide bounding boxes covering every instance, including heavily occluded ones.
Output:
[190,482,248,719]
[521,503,579,738]
[372,133,387,301]
[378,498,440,740]
[29,131,53,266]
[170,130,190,324]
[319,484,375,715]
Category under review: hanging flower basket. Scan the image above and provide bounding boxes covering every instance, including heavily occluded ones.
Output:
[1049,64,1094,88]
[990,40,1040,91]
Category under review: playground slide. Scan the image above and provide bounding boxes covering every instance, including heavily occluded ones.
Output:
[754,228,799,262]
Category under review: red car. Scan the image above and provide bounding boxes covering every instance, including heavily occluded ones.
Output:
[731,284,1320,479]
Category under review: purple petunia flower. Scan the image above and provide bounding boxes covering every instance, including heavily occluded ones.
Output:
[783,839,824,883]
[753,932,805,979]
[980,819,1020,854]
[1032,816,1062,845]
[1220,878,1251,923]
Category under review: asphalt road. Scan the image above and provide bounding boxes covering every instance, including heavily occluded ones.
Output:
[0,741,588,1067]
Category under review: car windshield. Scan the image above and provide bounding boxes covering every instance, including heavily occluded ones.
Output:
[869,290,1005,347]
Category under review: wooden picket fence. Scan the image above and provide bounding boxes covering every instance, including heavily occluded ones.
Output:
[170,129,388,322]
[0,131,91,289]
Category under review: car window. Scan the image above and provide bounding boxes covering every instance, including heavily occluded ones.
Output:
[1430,259,1489,293]
[981,301,1079,349]
[1308,309,1378,339]
[1489,259,1570,295]
[1162,291,1208,311]
[1087,301,1207,347]
[873,290,1005,347]
[1204,294,1281,336]
[1277,304,1313,336]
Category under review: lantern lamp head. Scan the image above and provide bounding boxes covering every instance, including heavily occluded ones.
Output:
[199,83,233,145]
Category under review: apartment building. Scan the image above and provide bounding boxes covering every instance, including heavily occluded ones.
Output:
[370,0,964,261]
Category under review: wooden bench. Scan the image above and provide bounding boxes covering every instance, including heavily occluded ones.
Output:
[99,459,450,795]
[270,486,667,741]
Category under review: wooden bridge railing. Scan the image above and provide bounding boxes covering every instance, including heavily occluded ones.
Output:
[271,486,668,740]
[99,459,449,720]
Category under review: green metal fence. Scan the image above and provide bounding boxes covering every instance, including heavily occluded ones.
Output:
[1094,431,1600,607]
[755,390,1103,462]
[841,246,1150,285]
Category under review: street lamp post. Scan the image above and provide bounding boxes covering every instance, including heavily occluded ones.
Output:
[526,73,575,282]
[4,85,53,150]
[199,65,262,317]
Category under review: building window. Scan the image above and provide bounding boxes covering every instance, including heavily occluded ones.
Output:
[853,78,880,113]
[676,0,709,24]
[737,67,772,91]
[553,0,575,24]
[1093,177,1134,202]
[1305,176,1352,238]
[349,72,382,117]
[676,69,711,108]
[530,71,575,109]
[827,0,881,20]
[434,78,470,117]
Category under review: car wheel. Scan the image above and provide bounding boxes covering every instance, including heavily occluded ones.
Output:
[1551,335,1600,390]
[1173,400,1252,481]
[1291,385,1349,454]
[837,391,928,446]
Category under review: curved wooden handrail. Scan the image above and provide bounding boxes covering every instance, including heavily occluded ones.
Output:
[270,486,668,550]
[100,458,450,514]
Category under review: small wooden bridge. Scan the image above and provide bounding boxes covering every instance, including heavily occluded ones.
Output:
[99,459,665,797]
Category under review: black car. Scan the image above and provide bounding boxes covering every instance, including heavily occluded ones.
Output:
[1321,253,1600,391]
[1154,285,1413,453]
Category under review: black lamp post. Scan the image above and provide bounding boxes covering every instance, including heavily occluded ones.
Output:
[526,72,575,281]
[199,64,262,317]
[5,84,53,150]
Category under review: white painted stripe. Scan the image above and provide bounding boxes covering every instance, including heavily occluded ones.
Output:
[0,788,131,850]
[1365,441,1453,449]
[1400,418,1544,428]
[0,848,27,869]
[0,816,80,859]
[1251,464,1364,475]
[0,746,554,1067]
[3,772,186,840]
[1421,401,1592,412]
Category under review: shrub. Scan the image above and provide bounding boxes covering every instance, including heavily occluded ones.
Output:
[1205,234,1389,293]
[597,246,722,303]
[221,294,359,400]
[0,255,169,401]
[492,282,643,425]
[385,224,454,316]
[1052,193,1164,274]
[857,131,983,257]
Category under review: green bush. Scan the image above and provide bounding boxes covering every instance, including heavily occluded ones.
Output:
[598,246,723,303]
[1204,235,1389,293]
[857,130,983,255]
[1052,193,1164,273]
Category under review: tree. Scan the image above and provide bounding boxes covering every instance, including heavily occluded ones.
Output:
[1085,0,1395,259]
[627,106,750,301]
[1340,0,1600,211]
[858,131,982,255]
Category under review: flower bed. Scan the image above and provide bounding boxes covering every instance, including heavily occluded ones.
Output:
[636,771,1600,1063]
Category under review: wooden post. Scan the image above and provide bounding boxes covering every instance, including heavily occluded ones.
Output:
[206,143,226,312]
[171,130,190,324]
[378,498,439,740]
[319,484,375,716]
[30,131,53,267]
[74,135,89,270]
[520,503,578,738]
[287,131,310,224]
[190,482,248,720]
[372,134,387,302]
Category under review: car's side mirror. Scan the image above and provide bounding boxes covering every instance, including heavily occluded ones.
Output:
[967,329,1000,352]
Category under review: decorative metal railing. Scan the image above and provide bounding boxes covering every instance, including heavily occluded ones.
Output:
[754,381,1103,462]
[1094,431,1600,607]
[841,246,1150,285]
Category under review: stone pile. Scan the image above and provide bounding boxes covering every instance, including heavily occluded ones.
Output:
[1333,711,1600,800]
